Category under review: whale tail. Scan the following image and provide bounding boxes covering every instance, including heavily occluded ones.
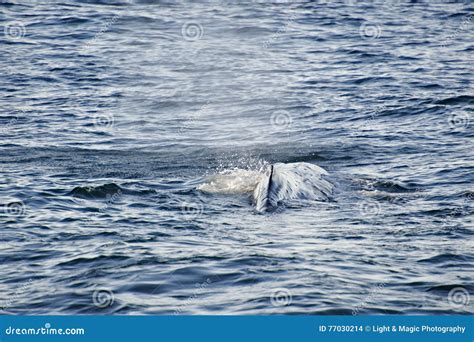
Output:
[198,162,333,213]
[252,162,333,212]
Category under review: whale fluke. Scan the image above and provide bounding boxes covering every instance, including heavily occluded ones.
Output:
[252,162,333,212]
[198,162,333,213]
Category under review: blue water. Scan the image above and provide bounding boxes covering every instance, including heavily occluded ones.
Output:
[1,1,473,315]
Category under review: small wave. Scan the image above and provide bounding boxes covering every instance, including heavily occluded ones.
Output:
[69,183,123,199]
[434,95,474,105]
[427,284,473,294]
[418,253,471,264]
[350,76,396,85]
[68,183,155,199]
[372,180,419,193]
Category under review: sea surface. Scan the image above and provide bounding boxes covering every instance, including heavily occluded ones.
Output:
[1,0,473,315]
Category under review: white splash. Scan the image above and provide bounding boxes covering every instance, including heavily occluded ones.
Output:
[197,169,264,195]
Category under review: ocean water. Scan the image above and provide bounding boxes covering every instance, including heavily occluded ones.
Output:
[1,0,473,315]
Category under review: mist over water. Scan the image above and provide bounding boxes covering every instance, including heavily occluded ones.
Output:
[1,1,473,314]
